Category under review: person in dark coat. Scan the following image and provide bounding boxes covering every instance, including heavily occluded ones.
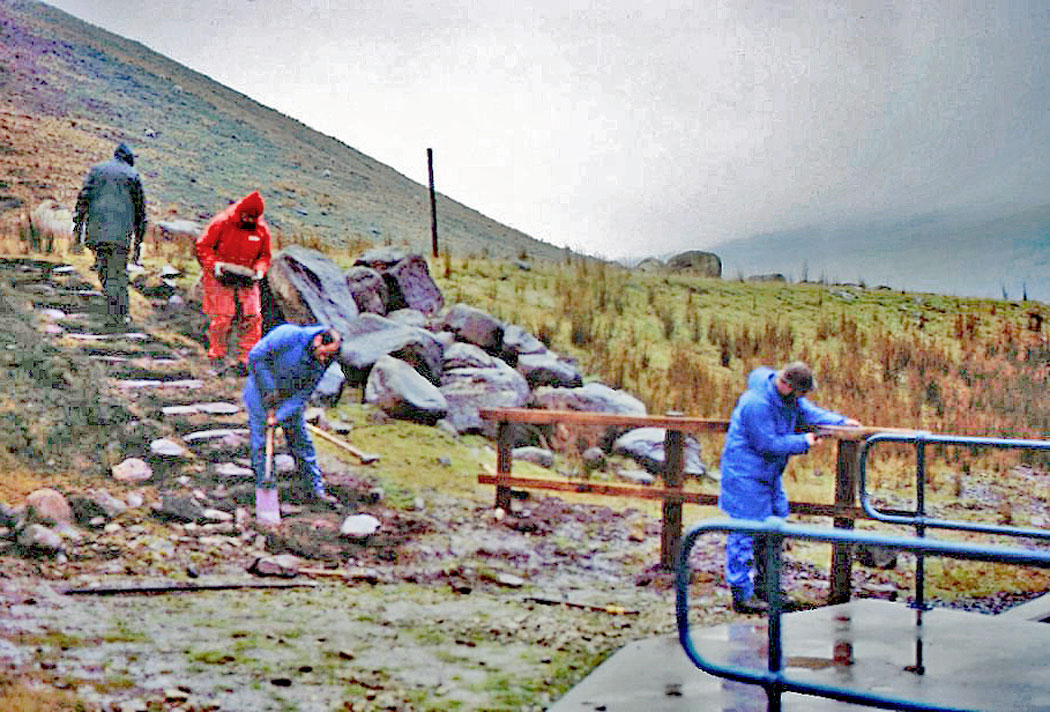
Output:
[719,362,860,613]
[73,143,147,328]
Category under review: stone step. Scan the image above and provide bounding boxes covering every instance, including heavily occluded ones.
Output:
[113,378,204,390]
[161,402,241,417]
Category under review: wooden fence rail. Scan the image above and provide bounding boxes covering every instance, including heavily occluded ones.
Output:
[478,407,904,604]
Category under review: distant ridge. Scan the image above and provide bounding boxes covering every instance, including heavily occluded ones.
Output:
[710,205,1050,303]
[0,0,572,261]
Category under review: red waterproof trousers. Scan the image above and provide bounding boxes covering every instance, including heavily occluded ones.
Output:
[202,270,261,363]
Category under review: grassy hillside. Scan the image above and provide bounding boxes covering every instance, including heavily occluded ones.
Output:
[0,0,572,261]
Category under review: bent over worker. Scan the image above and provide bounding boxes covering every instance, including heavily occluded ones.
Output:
[196,191,272,376]
[244,324,342,507]
[719,362,860,614]
[73,142,147,328]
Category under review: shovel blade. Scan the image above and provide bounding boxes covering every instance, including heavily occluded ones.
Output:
[255,487,281,526]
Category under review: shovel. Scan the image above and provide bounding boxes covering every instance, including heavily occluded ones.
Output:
[254,418,281,526]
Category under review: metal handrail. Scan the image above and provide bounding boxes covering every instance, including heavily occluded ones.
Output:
[858,432,1050,610]
[676,517,1050,711]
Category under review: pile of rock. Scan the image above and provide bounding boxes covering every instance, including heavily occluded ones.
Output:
[265,246,709,478]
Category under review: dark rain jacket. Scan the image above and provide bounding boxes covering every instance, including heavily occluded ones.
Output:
[74,143,147,251]
[718,367,847,519]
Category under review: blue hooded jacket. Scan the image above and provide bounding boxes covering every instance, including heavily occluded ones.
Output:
[718,367,846,519]
[243,324,331,423]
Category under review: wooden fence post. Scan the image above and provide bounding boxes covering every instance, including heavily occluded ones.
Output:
[427,148,439,258]
[495,420,513,513]
[829,439,859,604]
[660,421,685,571]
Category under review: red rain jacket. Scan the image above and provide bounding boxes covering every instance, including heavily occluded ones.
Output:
[196,192,273,316]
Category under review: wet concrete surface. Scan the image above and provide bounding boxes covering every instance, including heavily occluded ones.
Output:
[551,599,1050,711]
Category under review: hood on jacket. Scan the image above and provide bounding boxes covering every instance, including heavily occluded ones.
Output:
[114,143,134,166]
[237,191,265,218]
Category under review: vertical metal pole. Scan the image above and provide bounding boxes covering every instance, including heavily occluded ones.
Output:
[829,440,859,604]
[915,436,928,612]
[427,148,439,258]
[496,421,513,513]
[661,422,685,571]
[766,529,784,712]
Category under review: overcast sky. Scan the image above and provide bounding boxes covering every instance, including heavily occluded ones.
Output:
[44,1,1050,260]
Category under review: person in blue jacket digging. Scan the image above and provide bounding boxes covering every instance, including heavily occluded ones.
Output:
[244,323,343,519]
[719,362,860,614]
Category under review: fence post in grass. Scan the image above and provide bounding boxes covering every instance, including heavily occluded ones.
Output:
[496,419,513,513]
[661,413,686,570]
[830,439,860,604]
[427,148,439,258]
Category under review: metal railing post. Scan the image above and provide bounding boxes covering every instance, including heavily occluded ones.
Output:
[829,439,859,604]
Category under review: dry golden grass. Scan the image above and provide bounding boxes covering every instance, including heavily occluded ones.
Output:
[0,677,81,712]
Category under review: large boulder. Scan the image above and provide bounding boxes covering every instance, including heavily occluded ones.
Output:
[612,427,709,479]
[516,352,583,389]
[365,355,448,425]
[340,313,444,386]
[155,219,202,239]
[439,364,532,436]
[634,257,664,273]
[533,382,647,452]
[345,265,388,315]
[354,249,444,315]
[309,362,346,407]
[442,304,503,353]
[266,245,360,335]
[665,250,721,278]
[443,342,503,371]
[500,324,547,365]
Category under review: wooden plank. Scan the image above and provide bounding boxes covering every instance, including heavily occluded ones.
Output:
[64,580,319,596]
[476,474,880,520]
[479,407,730,432]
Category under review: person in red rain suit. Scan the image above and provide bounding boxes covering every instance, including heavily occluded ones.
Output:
[195,191,272,376]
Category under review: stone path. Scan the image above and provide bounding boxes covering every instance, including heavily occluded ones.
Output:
[0,257,346,526]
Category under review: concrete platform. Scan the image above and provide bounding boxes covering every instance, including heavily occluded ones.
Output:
[550,599,1050,711]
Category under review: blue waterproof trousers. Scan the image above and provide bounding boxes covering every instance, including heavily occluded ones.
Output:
[247,405,323,493]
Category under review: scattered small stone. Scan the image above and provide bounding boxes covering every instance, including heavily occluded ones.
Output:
[17,524,64,554]
[202,508,233,523]
[248,554,302,578]
[340,514,381,539]
[125,491,145,508]
[163,687,190,702]
[25,488,72,524]
[150,438,189,458]
[112,457,153,485]
[338,649,356,660]
[214,462,254,479]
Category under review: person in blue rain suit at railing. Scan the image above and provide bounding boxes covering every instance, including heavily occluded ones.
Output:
[719,362,860,614]
[244,323,342,510]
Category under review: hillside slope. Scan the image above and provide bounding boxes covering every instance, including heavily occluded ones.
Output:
[0,0,572,261]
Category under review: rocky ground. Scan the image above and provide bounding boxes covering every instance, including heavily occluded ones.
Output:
[0,257,1045,711]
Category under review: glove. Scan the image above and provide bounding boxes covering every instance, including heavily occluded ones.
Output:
[254,269,265,281]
